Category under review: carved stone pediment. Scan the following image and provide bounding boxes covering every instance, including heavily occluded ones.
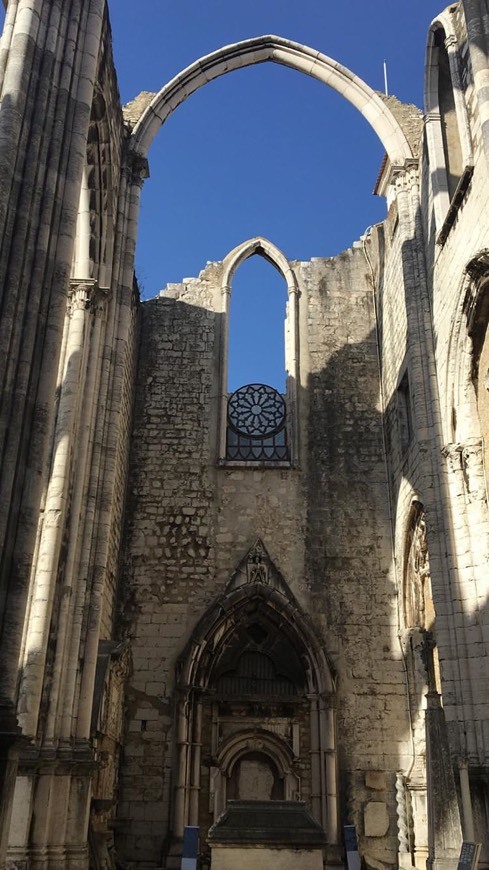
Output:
[226,539,292,599]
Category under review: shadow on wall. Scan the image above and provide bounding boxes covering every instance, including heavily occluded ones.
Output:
[304,322,432,865]
[117,283,451,869]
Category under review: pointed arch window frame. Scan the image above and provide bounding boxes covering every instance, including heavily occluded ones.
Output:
[218,237,300,466]
[424,11,474,242]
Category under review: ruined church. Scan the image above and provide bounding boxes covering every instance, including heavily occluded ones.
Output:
[1,1,489,868]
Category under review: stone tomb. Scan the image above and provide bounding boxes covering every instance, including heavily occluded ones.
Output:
[208,800,327,869]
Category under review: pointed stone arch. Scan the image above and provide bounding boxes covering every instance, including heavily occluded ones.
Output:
[444,250,489,444]
[218,237,300,463]
[221,236,297,291]
[130,35,413,165]
[172,540,338,853]
[214,728,301,815]
[424,10,473,231]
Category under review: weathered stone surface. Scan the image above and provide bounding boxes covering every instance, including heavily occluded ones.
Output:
[1,3,489,870]
[365,771,387,791]
[364,802,390,837]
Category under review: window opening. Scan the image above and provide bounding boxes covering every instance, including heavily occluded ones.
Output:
[226,383,288,461]
[227,254,287,392]
[226,254,289,461]
[435,28,463,201]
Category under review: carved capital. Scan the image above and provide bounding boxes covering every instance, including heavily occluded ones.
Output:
[391,159,420,194]
[442,438,486,502]
[68,279,98,313]
[442,442,463,473]
[68,280,109,317]
[92,285,111,316]
[420,629,438,693]
[124,147,150,187]
[461,437,487,503]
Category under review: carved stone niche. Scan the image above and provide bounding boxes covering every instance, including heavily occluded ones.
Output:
[403,505,435,633]
[212,731,301,819]
[89,640,130,870]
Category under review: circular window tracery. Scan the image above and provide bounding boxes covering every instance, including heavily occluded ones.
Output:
[228,384,286,437]
[226,383,288,461]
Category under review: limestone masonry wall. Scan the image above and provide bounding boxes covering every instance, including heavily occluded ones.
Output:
[120,244,411,867]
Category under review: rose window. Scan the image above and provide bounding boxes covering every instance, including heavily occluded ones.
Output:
[226,384,288,461]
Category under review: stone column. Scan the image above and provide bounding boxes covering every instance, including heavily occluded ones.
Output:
[463,0,489,164]
[18,280,98,740]
[392,162,465,862]
[458,759,475,842]
[75,152,147,742]
[0,2,105,860]
[309,695,322,825]
[396,771,411,869]
[44,286,109,746]
[189,695,203,826]
[423,634,462,870]
[442,439,489,764]
[174,700,191,838]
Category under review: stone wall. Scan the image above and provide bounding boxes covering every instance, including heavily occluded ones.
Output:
[119,242,411,867]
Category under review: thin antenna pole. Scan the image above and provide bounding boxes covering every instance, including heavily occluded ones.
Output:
[383,60,389,96]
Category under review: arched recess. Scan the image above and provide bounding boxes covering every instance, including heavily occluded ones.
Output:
[443,251,489,447]
[424,11,473,234]
[214,729,301,814]
[172,540,337,854]
[442,253,489,610]
[72,88,117,288]
[130,35,413,165]
[218,237,299,464]
[399,501,436,869]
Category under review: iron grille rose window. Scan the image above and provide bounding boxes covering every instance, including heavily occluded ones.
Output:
[226,384,288,461]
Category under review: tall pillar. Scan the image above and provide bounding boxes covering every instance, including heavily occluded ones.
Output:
[0,2,105,862]
[423,634,462,870]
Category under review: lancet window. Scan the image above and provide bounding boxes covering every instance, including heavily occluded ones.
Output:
[219,238,299,465]
[425,14,473,238]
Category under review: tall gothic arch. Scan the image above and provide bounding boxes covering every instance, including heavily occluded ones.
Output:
[171,540,338,866]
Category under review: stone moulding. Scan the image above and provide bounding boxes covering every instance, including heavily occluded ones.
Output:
[130,35,414,165]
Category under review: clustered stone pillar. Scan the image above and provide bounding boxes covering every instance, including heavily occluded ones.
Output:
[0,2,105,863]
[18,280,98,739]
[463,0,489,163]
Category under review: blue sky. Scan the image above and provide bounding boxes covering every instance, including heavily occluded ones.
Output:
[1,2,445,389]
[108,2,443,388]
[108,1,442,285]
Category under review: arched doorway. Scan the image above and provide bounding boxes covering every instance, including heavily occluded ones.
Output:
[172,540,337,861]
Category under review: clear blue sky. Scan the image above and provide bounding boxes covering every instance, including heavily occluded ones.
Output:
[109,1,443,388]
[0,2,445,389]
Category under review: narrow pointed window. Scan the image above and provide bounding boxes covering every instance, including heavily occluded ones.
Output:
[226,255,288,462]
[435,29,463,201]
[219,240,299,465]
[425,15,473,237]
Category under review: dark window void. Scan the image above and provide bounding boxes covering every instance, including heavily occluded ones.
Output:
[211,617,306,698]
[216,650,295,696]
[435,28,463,200]
[398,371,413,452]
